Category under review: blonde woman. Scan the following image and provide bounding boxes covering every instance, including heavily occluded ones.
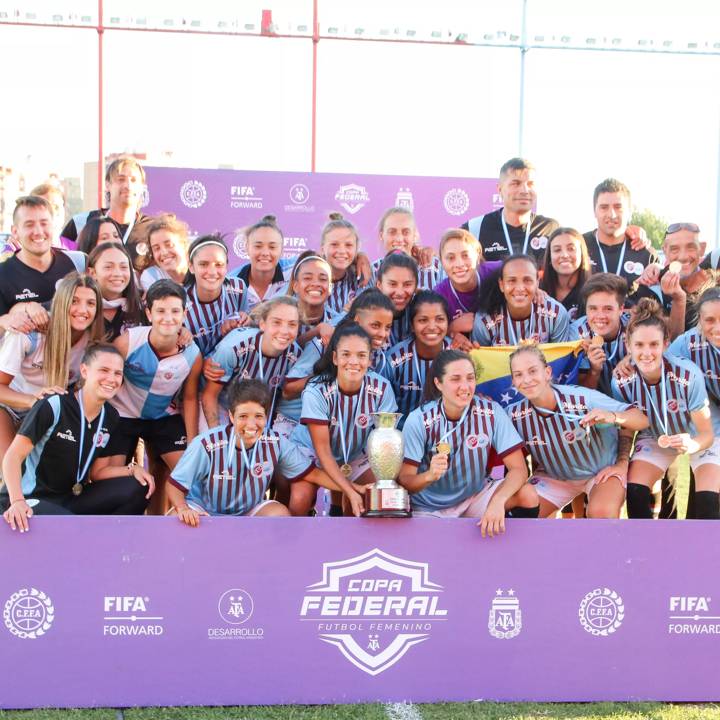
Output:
[0,272,104,455]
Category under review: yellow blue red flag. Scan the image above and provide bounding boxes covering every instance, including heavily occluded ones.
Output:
[469,341,584,408]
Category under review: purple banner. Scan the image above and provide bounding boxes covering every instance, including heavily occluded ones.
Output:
[2,517,720,708]
[143,167,499,268]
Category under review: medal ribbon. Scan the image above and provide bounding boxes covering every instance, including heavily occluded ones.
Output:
[507,307,536,346]
[595,231,627,275]
[448,270,481,313]
[257,333,287,422]
[501,211,533,256]
[77,391,105,487]
[336,379,366,468]
[638,369,669,437]
[438,399,472,447]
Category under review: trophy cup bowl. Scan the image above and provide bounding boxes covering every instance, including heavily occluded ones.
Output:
[363,411,412,518]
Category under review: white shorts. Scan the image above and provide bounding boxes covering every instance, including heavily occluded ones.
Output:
[531,473,625,509]
[632,436,720,473]
[272,413,298,441]
[296,445,371,482]
[413,479,502,518]
[169,498,281,517]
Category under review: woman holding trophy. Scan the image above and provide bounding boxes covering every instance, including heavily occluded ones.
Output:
[399,349,539,536]
[289,323,397,515]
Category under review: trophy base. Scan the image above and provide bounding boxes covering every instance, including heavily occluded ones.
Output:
[362,486,412,518]
[362,508,412,518]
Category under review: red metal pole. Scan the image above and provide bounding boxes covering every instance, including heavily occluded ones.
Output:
[311,0,318,172]
[97,0,104,208]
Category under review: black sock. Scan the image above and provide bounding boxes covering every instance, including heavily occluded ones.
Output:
[328,504,343,517]
[693,491,720,519]
[508,505,539,519]
[626,483,653,519]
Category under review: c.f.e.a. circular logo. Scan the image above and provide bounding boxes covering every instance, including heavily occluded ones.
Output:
[579,587,624,636]
[4,588,54,639]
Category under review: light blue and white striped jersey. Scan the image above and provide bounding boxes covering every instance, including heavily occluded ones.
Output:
[669,329,720,434]
[209,327,301,416]
[291,371,397,463]
[370,255,446,291]
[111,326,201,419]
[385,336,451,424]
[471,297,570,346]
[403,396,523,511]
[507,384,629,481]
[170,425,312,515]
[610,355,708,440]
[184,278,249,357]
[570,313,630,395]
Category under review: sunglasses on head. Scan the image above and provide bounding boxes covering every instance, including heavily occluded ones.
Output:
[666,222,700,235]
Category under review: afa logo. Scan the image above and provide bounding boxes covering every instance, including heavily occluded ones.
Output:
[218,588,254,625]
[300,549,447,676]
[4,588,54,639]
[488,589,522,639]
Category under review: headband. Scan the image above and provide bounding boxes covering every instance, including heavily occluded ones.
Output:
[292,254,333,280]
[189,239,228,261]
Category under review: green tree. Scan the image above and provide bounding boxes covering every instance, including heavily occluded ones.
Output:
[631,208,667,251]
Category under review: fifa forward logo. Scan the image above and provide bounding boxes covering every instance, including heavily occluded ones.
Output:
[488,589,522,639]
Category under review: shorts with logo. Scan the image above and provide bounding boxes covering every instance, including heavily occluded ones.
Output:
[632,436,720,473]
[531,472,625,509]
[105,415,187,461]
[413,479,502,518]
[296,445,371,482]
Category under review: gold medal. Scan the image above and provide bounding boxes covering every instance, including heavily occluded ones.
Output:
[668,261,682,275]
[658,434,672,448]
[590,334,604,348]
[340,463,353,478]
[435,442,452,455]
[71,483,83,496]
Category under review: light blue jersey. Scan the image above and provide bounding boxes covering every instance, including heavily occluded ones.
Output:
[291,371,396,463]
[171,425,312,515]
[403,396,523,511]
[508,384,629,481]
[111,327,200,419]
[668,330,720,435]
[472,297,570,346]
[611,355,708,440]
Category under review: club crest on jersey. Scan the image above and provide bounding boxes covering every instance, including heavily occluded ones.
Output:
[530,235,547,251]
[95,431,110,448]
[252,463,265,478]
[465,433,488,450]
[666,398,686,413]
[164,372,174,380]
[355,414,370,429]
[269,376,282,388]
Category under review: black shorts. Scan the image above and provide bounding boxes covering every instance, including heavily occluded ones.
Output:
[106,415,187,462]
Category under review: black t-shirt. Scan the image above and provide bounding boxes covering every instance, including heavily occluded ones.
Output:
[461,209,559,266]
[62,209,153,269]
[0,393,119,499]
[0,250,84,315]
[559,282,584,322]
[583,231,658,305]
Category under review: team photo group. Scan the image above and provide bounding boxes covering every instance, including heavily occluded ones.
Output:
[2,154,718,534]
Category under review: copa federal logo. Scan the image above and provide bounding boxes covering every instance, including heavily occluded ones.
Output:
[180,180,208,209]
[578,587,624,636]
[300,548,447,676]
[4,588,54,639]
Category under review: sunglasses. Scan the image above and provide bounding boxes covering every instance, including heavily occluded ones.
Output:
[666,222,700,235]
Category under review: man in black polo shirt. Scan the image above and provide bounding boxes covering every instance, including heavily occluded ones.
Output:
[61,156,152,268]
[583,178,657,304]
[1,344,154,531]
[0,196,85,317]
[461,157,559,266]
